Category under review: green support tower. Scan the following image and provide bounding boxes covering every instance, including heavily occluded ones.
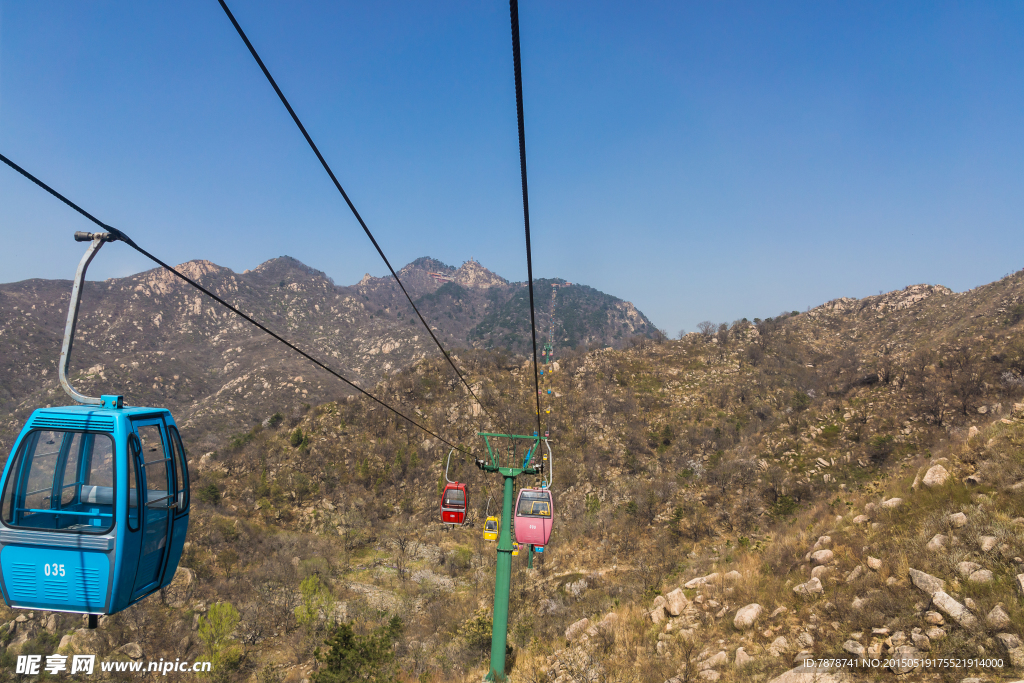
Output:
[475,432,542,681]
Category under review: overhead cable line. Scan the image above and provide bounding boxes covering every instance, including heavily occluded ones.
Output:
[0,151,474,457]
[509,0,544,440]
[216,0,489,420]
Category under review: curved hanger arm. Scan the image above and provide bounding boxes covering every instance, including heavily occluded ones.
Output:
[543,439,553,489]
[444,448,456,485]
[59,232,116,405]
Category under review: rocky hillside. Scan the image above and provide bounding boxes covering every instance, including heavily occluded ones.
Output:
[0,255,654,454]
[1,268,1023,683]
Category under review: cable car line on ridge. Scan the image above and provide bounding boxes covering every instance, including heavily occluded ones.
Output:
[509,0,544,441]
[216,0,490,422]
[0,152,473,457]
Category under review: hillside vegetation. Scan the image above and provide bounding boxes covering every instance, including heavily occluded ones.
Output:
[1,271,1024,682]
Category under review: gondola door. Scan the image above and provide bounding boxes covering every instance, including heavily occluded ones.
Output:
[130,418,173,600]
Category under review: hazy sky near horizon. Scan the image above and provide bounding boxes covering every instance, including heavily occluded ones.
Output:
[2,1,1023,336]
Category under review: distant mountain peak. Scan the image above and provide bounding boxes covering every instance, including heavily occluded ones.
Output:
[453,259,507,289]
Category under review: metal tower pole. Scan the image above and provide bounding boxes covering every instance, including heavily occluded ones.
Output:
[476,432,540,681]
[487,471,516,681]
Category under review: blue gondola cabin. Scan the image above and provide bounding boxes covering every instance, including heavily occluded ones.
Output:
[0,401,190,615]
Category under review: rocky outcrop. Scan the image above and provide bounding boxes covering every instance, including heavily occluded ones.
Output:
[793,577,823,596]
[922,465,949,488]
[931,591,980,631]
[733,604,762,630]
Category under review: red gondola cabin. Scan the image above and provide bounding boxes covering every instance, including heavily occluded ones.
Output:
[440,482,468,525]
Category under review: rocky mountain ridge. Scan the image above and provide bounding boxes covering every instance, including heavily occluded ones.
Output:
[0,254,654,453]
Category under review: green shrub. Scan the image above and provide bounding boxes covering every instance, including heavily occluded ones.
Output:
[290,427,304,448]
[313,617,402,683]
[453,545,473,570]
[458,608,493,653]
[295,575,333,638]
[770,495,799,518]
[230,431,255,450]
[196,483,221,505]
[868,434,896,464]
[1007,303,1024,326]
[198,602,241,674]
[268,412,284,428]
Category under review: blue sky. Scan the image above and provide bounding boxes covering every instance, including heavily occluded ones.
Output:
[2,1,1023,336]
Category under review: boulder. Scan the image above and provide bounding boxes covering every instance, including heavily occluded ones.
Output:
[733,604,762,630]
[565,617,590,642]
[684,572,720,589]
[925,626,945,641]
[58,628,104,655]
[115,642,144,660]
[1018,574,1024,596]
[996,633,1024,669]
[880,497,903,509]
[979,536,998,552]
[922,465,949,488]
[811,565,831,581]
[793,577,823,596]
[924,611,944,625]
[766,667,855,682]
[722,570,742,585]
[6,621,39,655]
[852,515,870,524]
[735,647,753,668]
[664,588,688,616]
[925,534,948,552]
[796,632,814,649]
[845,565,864,583]
[810,549,834,565]
[769,636,789,657]
[843,640,865,656]
[698,671,720,682]
[866,556,882,571]
[700,651,728,669]
[888,645,921,674]
[947,512,967,528]
[650,606,667,624]
[163,567,194,608]
[987,605,1011,630]
[813,536,832,550]
[957,561,982,577]
[968,569,994,584]
[909,568,945,596]
[931,591,980,631]
[911,632,930,651]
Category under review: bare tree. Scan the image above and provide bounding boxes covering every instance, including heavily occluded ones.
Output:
[944,345,984,415]
[696,320,717,341]
[754,317,780,352]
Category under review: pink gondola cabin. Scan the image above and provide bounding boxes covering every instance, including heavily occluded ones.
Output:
[513,488,553,545]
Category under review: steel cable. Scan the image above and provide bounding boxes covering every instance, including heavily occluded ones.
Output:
[216,0,489,421]
[508,0,544,440]
[0,151,474,457]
